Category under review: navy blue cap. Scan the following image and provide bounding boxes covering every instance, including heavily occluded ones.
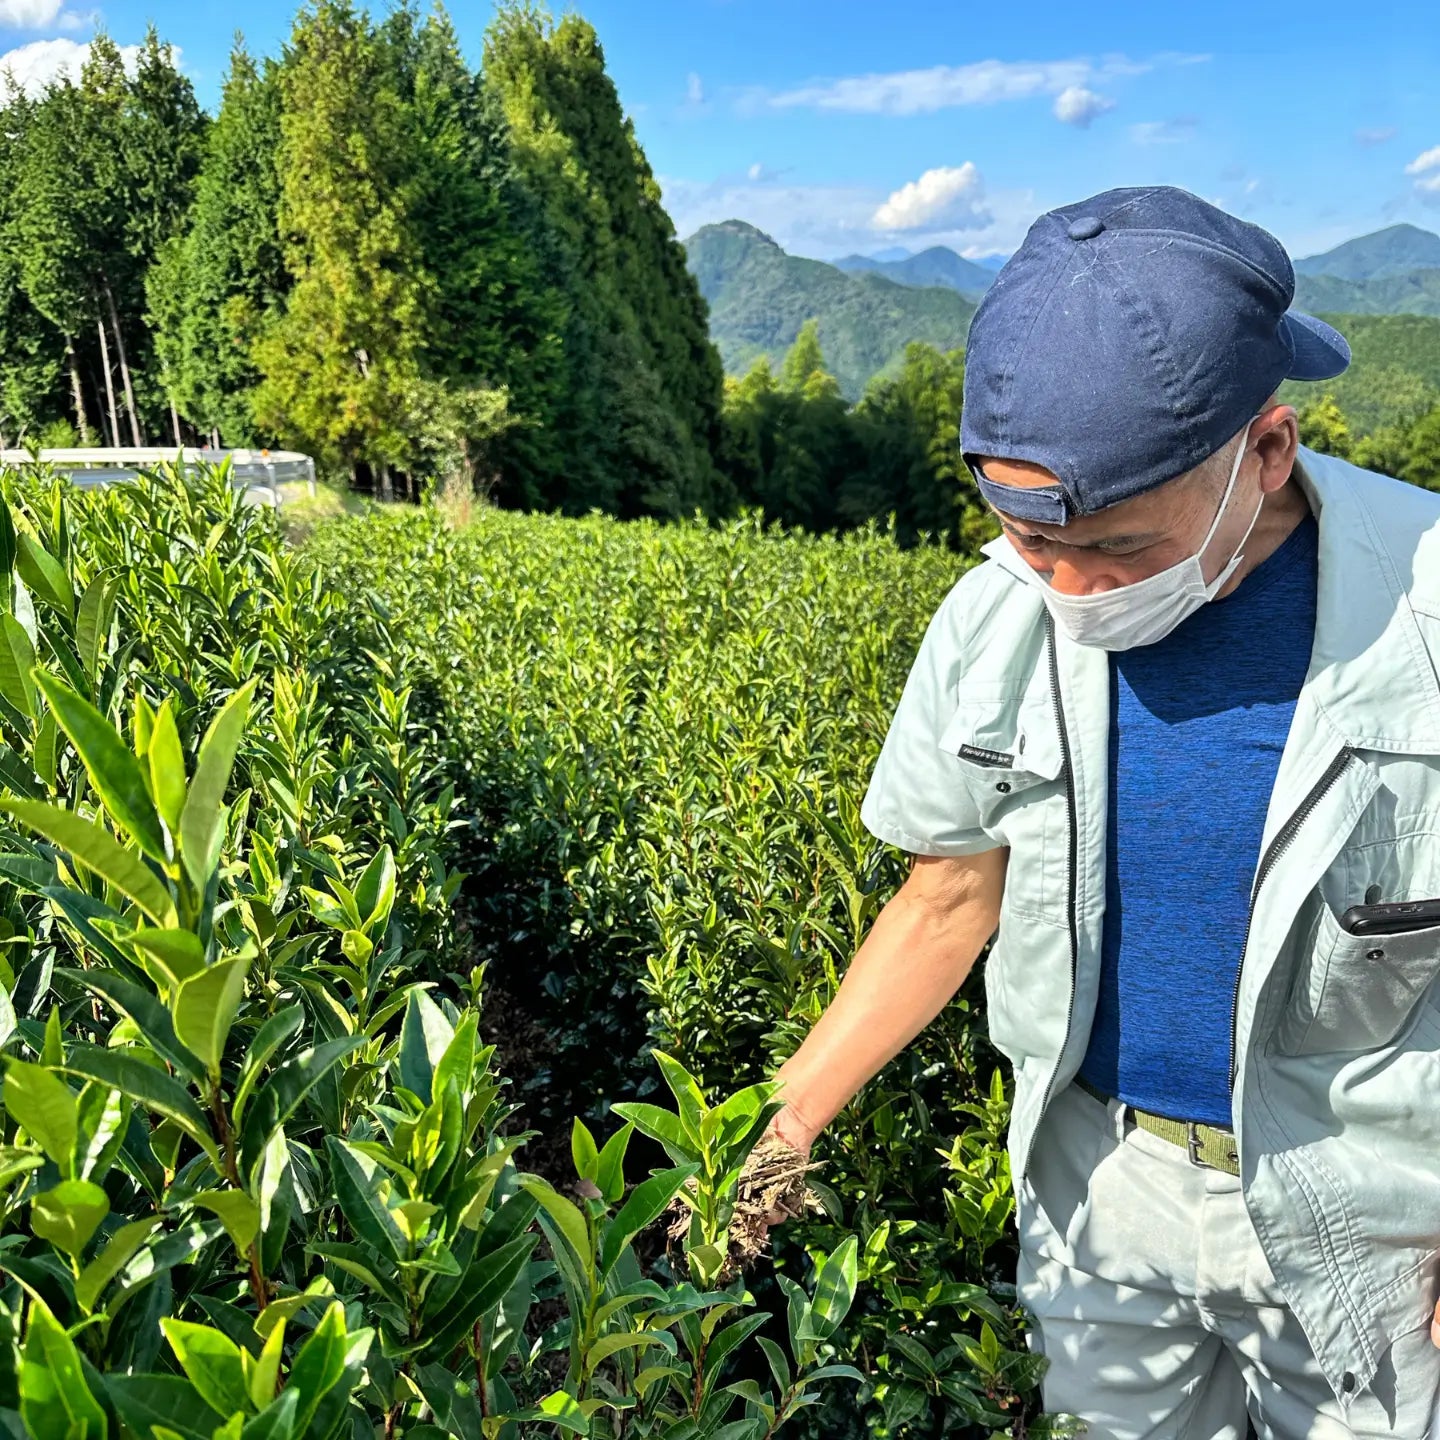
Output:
[960,186,1351,525]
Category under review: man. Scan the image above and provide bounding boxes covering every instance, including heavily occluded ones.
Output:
[763,186,1440,1436]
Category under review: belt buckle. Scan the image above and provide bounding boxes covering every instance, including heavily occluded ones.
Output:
[1185,1122,1208,1170]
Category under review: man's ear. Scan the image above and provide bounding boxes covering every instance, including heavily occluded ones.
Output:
[1255,405,1299,494]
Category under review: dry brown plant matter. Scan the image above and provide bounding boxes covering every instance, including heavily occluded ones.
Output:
[665,1135,827,1283]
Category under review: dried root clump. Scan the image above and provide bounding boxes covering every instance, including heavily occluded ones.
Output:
[664,1136,827,1282]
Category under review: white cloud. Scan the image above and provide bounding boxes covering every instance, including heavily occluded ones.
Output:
[873,163,990,231]
[1404,146,1440,200]
[0,0,61,24]
[1404,145,1440,176]
[0,0,93,32]
[768,59,1087,115]
[1355,126,1396,147]
[755,51,1206,117]
[1052,85,1115,128]
[0,37,146,96]
[1130,116,1199,145]
[685,71,704,106]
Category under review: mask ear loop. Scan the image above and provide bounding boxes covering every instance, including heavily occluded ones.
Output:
[1199,415,1265,581]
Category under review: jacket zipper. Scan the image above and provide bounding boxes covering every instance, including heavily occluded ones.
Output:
[1226,746,1355,1091]
[1032,609,1080,1147]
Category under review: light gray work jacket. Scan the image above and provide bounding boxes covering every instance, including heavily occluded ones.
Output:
[861,445,1440,1409]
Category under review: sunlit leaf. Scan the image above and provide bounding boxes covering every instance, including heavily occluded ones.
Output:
[32,671,167,862]
[179,677,257,890]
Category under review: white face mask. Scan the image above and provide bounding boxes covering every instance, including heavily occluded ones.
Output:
[995,418,1265,652]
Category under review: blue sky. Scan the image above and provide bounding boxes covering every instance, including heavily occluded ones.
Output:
[3,0,1438,264]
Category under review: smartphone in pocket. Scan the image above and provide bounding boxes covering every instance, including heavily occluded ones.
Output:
[1338,897,1440,936]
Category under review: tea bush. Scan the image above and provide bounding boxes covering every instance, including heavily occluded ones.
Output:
[304,506,1078,1436]
[0,463,883,1439]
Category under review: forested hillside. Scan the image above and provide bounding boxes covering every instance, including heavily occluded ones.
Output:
[1277,313,1440,431]
[685,220,976,401]
[1294,270,1440,318]
[1293,223,1440,281]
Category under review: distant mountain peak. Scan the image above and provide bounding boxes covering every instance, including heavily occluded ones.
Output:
[832,244,996,298]
[1294,223,1440,283]
[692,219,783,250]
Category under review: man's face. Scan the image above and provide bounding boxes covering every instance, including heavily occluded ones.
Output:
[974,403,1299,597]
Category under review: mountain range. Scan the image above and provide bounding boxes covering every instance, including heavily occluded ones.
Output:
[826,222,1440,312]
[833,246,998,298]
[682,220,1440,413]
[685,220,976,401]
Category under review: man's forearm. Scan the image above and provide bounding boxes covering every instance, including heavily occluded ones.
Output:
[768,855,1003,1148]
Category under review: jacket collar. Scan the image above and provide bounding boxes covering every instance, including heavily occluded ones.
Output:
[979,445,1440,756]
[1292,445,1440,755]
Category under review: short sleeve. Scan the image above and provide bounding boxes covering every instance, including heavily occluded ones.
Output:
[860,585,999,857]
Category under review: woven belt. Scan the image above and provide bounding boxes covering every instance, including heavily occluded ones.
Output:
[1074,1076,1240,1177]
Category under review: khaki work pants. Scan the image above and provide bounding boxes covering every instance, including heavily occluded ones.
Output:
[1015,1083,1440,1438]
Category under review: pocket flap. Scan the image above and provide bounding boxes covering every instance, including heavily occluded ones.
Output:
[937,677,1065,786]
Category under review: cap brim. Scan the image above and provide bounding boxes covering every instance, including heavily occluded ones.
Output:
[1281,310,1351,381]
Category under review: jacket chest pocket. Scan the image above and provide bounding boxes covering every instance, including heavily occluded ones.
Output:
[1275,906,1440,1054]
[937,680,1067,921]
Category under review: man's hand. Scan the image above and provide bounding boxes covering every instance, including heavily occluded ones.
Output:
[1432,1294,1440,1347]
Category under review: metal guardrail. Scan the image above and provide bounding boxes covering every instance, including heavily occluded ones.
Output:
[0,447,317,506]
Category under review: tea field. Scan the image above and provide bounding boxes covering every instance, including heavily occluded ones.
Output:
[0,463,1066,1438]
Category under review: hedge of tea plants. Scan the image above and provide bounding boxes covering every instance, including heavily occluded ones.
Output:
[0,462,910,1440]
[303,505,1078,1437]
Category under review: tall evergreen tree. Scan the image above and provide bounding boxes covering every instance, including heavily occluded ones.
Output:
[719,331,852,532]
[1296,392,1354,462]
[121,27,207,440]
[147,40,286,444]
[481,4,731,519]
[780,318,839,400]
[0,84,66,445]
[252,0,428,490]
[855,343,989,548]
[376,4,555,496]
[1402,405,1440,492]
[11,77,105,442]
[9,34,201,446]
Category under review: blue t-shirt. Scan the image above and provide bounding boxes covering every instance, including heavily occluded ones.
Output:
[1076,512,1319,1127]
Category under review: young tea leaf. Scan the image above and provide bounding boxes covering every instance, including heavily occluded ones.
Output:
[16,534,73,621]
[0,614,35,718]
[31,672,167,862]
[30,1177,109,1259]
[2,1059,76,1177]
[1,799,175,926]
[148,701,188,839]
[19,1294,108,1440]
[75,1215,160,1314]
[160,1318,251,1421]
[171,954,250,1078]
[179,678,258,891]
